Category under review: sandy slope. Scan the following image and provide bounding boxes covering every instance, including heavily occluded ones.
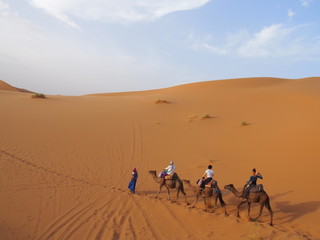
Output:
[0,80,33,93]
[1,77,320,240]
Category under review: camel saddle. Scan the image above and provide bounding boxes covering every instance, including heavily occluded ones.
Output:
[164,174,173,180]
[249,184,264,193]
[205,180,216,188]
[164,173,177,180]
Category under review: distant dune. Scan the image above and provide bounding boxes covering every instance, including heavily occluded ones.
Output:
[1,77,320,240]
[0,80,33,93]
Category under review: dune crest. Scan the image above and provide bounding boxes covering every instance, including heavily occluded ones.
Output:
[0,80,33,93]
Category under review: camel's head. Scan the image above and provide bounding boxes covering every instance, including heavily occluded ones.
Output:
[224,184,233,190]
[148,170,156,175]
[182,179,190,184]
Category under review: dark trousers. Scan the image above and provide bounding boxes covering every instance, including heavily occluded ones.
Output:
[244,184,255,197]
[200,178,212,189]
[160,171,168,178]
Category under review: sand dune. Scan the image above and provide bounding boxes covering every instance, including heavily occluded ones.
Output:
[1,77,320,240]
[0,80,33,93]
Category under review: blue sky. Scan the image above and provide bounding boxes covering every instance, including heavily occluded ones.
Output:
[0,0,319,95]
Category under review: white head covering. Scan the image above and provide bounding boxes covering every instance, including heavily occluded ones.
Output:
[169,161,174,165]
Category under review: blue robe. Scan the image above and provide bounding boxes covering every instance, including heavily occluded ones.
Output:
[128,172,138,193]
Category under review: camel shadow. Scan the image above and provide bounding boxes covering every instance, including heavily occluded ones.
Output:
[274,200,320,224]
[270,191,294,201]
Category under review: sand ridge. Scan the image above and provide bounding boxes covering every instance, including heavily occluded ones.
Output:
[0,80,33,93]
[1,77,320,240]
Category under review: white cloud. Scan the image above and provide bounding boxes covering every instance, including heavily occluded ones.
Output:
[0,0,9,11]
[237,24,320,58]
[288,9,295,19]
[189,24,320,59]
[188,32,228,55]
[238,24,294,57]
[300,0,312,7]
[201,43,228,55]
[0,4,183,94]
[28,0,211,28]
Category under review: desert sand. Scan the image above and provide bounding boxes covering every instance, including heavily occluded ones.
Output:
[1,77,320,240]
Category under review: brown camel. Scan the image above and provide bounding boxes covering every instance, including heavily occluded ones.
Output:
[148,170,187,203]
[182,179,228,215]
[224,184,273,226]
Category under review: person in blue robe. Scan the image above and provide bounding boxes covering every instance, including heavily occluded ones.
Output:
[128,168,138,194]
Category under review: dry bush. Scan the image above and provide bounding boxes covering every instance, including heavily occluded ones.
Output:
[201,113,211,119]
[32,93,46,99]
[154,99,170,104]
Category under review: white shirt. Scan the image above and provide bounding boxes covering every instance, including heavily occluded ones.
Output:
[165,165,176,174]
[204,169,214,178]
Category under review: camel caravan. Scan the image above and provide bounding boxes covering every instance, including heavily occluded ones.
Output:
[148,162,273,226]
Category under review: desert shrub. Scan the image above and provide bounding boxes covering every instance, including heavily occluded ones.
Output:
[201,113,211,119]
[32,93,46,99]
[154,99,170,104]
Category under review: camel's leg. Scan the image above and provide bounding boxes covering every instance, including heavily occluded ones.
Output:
[183,191,187,203]
[175,188,187,203]
[223,203,228,216]
[180,188,187,203]
[174,188,180,202]
[165,185,170,200]
[218,193,228,216]
[177,190,187,204]
[205,197,211,212]
[190,190,201,208]
[202,195,206,207]
[155,185,164,198]
[237,200,246,217]
[253,202,264,223]
[247,202,252,220]
[210,194,218,213]
[191,193,199,208]
[265,200,273,226]
[214,194,218,209]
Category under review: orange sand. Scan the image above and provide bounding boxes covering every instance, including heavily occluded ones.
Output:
[1,77,320,240]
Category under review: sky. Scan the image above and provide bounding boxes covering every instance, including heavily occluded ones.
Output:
[0,0,320,95]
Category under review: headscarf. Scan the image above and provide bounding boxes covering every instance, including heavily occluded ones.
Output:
[132,168,137,172]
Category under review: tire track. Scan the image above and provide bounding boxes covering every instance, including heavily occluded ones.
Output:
[135,120,147,183]
[160,202,198,240]
[86,192,148,240]
[130,195,164,240]
[53,204,97,240]
[84,203,117,240]
[95,219,110,240]
[128,112,147,185]
[95,194,128,240]
[62,199,113,240]
[33,185,44,237]
[111,198,132,240]
[86,195,123,240]
[0,149,108,189]
[127,216,138,240]
[36,194,102,240]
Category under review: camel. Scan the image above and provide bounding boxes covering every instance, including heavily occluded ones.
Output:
[148,170,187,203]
[224,184,273,226]
[182,179,228,215]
